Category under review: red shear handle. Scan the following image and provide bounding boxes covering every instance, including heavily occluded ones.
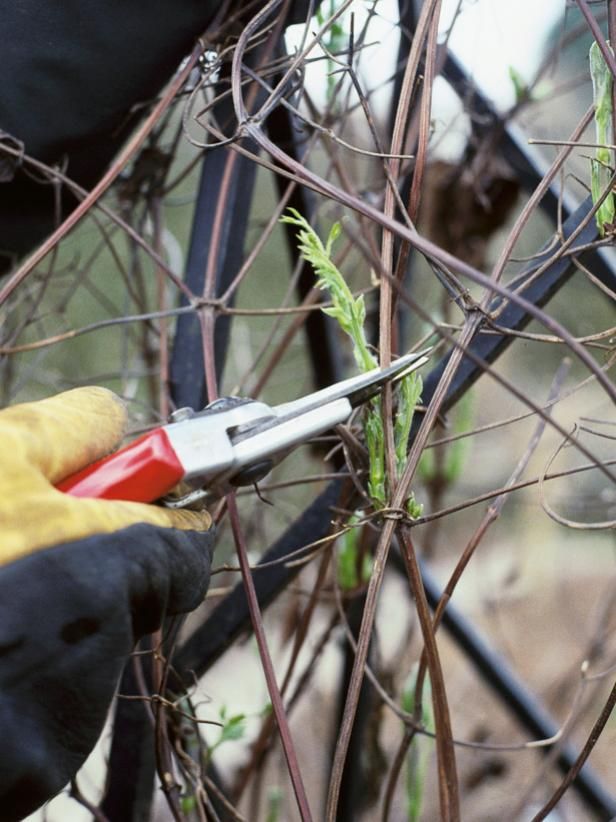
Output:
[57,428,185,503]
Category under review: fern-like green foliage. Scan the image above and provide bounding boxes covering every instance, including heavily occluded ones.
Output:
[281,208,376,373]
[395,369,423,476]
[281,209,423,516]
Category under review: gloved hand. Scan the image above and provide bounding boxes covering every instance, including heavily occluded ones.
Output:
[0,387,215,821]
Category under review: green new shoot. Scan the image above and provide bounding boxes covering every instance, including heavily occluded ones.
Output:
[590,41,616,236]
[337,512,372,590]
[281,209,423,516]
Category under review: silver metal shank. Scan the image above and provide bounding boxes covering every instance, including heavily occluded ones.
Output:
[232,397,351,467]
[164,400,274,482]
[165,397,352,503]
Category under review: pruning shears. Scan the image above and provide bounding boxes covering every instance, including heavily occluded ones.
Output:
[58,349,431,508]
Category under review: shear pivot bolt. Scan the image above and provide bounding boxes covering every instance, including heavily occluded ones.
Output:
[170,407,194,423]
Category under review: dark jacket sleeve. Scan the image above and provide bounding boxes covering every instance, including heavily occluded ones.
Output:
[0,1,313,269]
[0,0,221,266]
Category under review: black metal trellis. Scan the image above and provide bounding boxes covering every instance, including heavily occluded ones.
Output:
[169,132,258,408]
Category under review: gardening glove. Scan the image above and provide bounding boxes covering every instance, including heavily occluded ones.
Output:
[0,387,215,821]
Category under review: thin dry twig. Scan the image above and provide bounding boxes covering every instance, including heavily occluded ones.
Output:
[530,679,616,821]
[226,492,314,822]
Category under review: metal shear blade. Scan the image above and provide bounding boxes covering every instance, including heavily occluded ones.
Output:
[164,348,431,507]
[273,347,432,422]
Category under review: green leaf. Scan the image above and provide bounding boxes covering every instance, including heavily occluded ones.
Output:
[394,371,422,477]
[365,402,386,506]
[417,446,435,482]
[508,66,527,103]
[207,708,247,757]
[326,220,342,253]
[218,713,246,744]
[266,787,283,822]
[405,494,423,520]
[181,795,197,813]
[402,666,434,822]
[337,513,372,589]
[589,40,616,235]
[443,391,473,482]
[417,393,473,485]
